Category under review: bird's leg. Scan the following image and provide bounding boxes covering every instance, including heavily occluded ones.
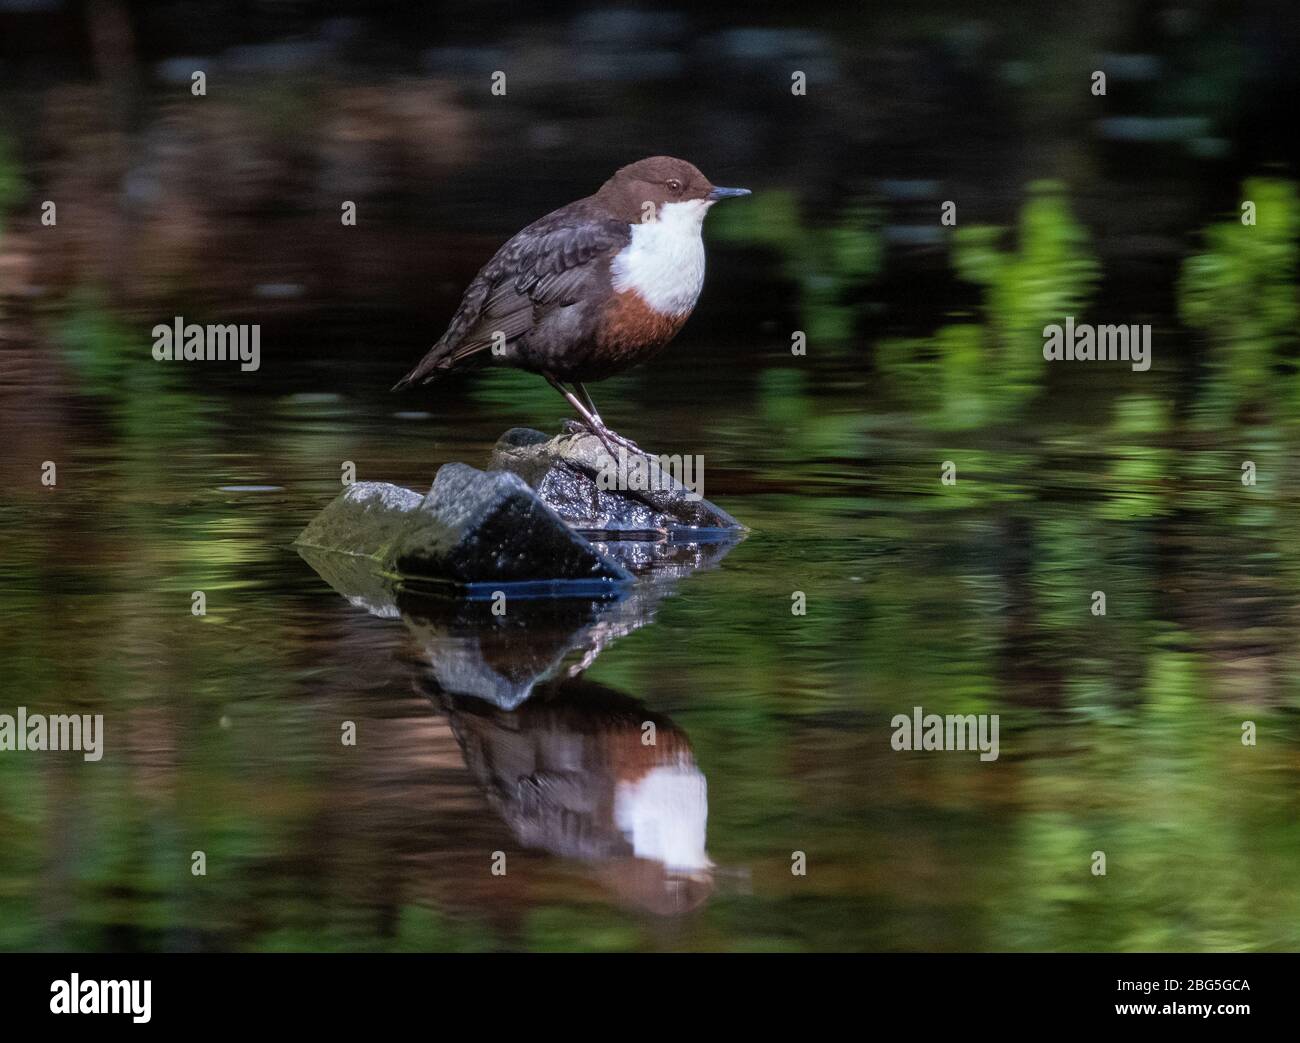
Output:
[544,375,620,460]
[573,382,644,455]
[575,382,603,425]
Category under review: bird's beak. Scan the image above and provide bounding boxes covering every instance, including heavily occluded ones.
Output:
[707,186,751,201]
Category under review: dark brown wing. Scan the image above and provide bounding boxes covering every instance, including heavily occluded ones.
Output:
[393,206,629,389]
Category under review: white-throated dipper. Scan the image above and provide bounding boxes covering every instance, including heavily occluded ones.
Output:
[393,156,750,455]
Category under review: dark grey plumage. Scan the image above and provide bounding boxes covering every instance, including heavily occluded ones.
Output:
[393,202,630,389]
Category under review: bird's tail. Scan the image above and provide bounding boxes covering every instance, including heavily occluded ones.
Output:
[391,349,444,391]
[392,338,483,391]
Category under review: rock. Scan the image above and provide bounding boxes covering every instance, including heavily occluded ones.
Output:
[295,468,632,594]
[295,480,422,561]
[296,429,745,596]
[393,463,632,591]
[490,427,745,534]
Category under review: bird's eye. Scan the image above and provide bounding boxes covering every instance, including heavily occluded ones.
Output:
[666,178,683,194]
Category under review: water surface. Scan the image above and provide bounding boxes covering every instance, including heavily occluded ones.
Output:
[3,327,1298,952]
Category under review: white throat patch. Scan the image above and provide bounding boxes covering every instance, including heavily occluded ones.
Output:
[613,761,712,872]
[610,199,709,317]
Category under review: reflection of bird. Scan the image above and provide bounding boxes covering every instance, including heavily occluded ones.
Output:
[439,677,715,917]
[393,156,750,456]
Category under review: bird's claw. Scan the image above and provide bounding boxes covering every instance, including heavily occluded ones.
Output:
[562,418,645,457]
[600,429,645,456]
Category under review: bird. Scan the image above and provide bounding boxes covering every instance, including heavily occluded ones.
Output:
[393,156,750,456]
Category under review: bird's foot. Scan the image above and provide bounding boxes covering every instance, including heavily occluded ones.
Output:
[562,418,645,458]
[598,427,645,456]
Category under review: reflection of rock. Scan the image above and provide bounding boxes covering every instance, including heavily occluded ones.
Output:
[429,675,714,916]
[397,516,740,708]
[401,595,664,710]
[297,545,403,619]
[588,529,741,581]
[302,524,740,708]
[491,426,744,533]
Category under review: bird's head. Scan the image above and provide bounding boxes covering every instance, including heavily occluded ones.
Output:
[598,156,750,226]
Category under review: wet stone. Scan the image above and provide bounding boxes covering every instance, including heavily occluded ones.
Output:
[295,430,744,596]
[490,427,745,534]
[295,480,423,561]
[295,467,631,594]
[392,463,632,590]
